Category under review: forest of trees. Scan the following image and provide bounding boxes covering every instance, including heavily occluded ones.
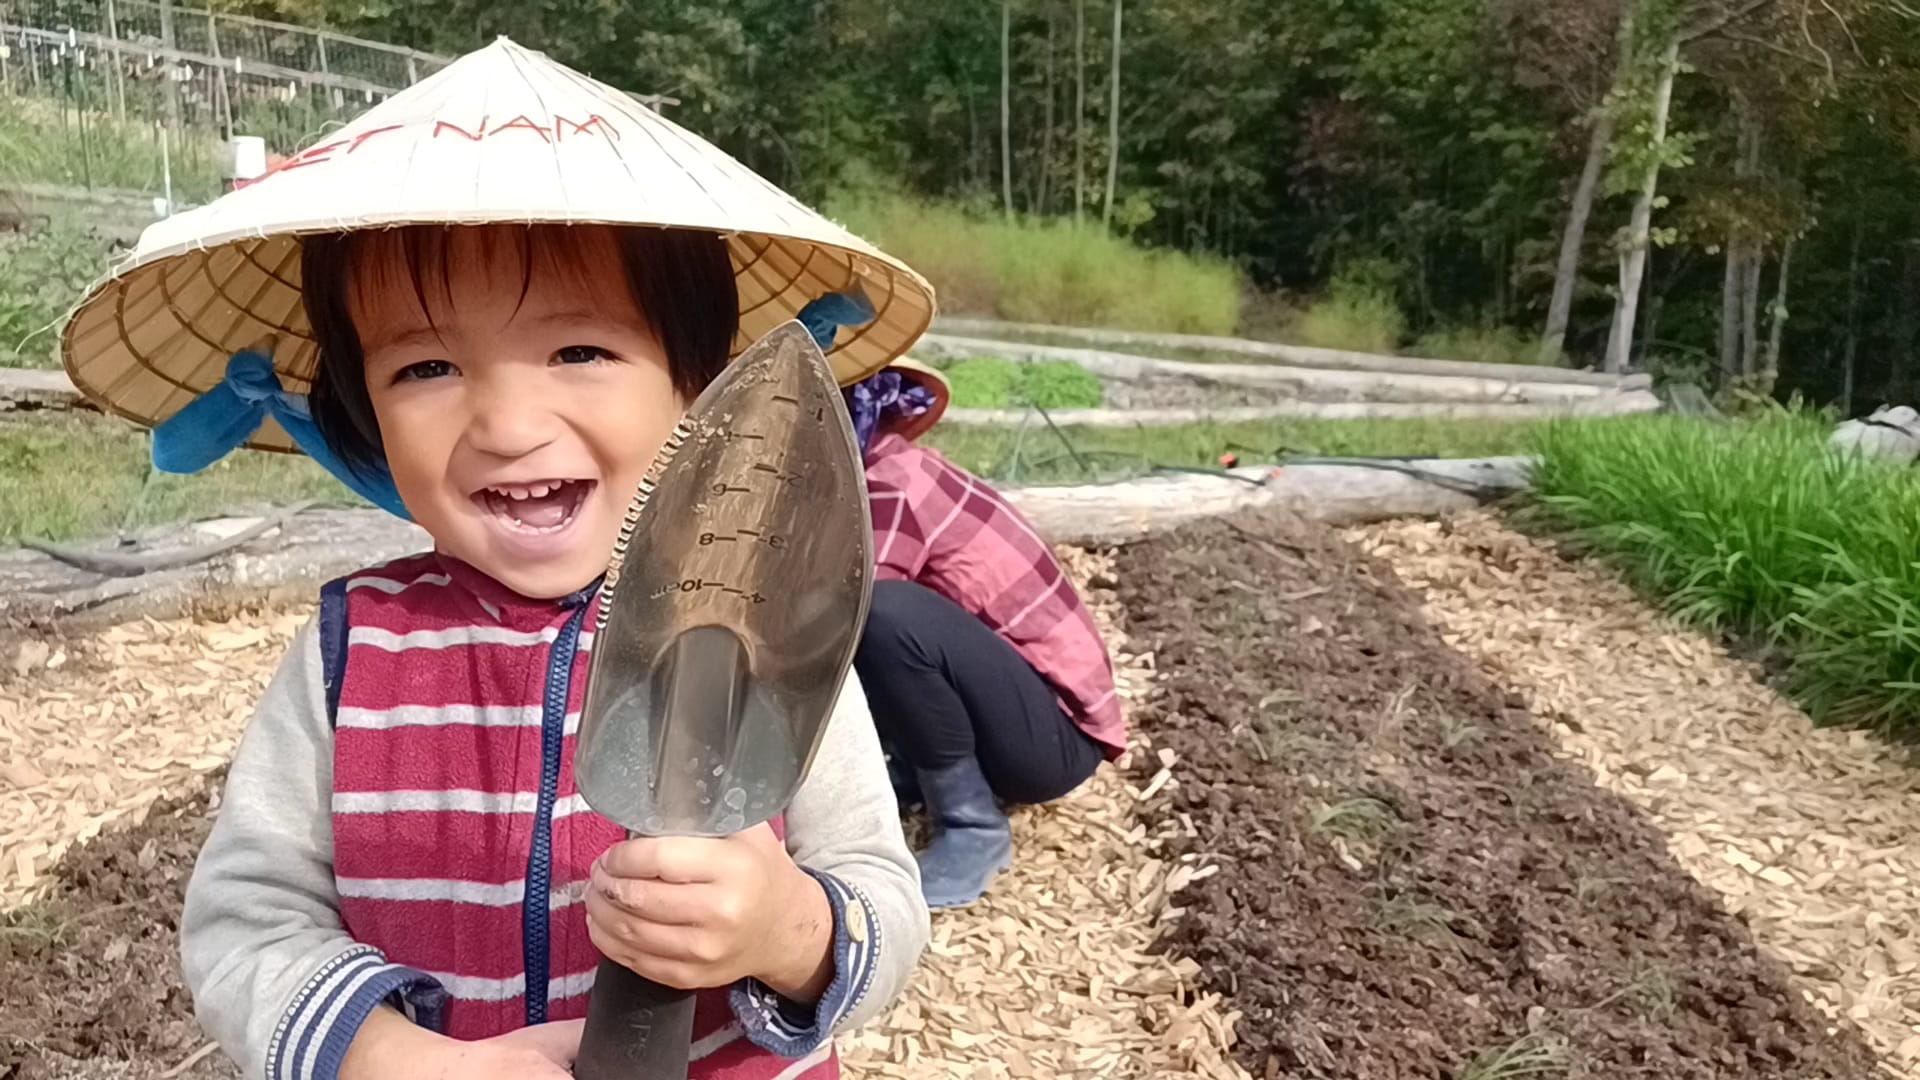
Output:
[217,0,1920,411]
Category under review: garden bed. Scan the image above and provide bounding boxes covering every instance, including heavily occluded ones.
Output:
[1115,513,1879,1078]
[1,513,1902,1078]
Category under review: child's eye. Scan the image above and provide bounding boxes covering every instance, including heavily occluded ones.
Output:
[556,345,615,366]
[397,360,455,382]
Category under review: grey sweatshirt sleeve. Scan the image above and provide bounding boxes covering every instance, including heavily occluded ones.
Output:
[730,669,930,1051]
[180,619,440,1080]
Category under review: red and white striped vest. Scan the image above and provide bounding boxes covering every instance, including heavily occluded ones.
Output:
[323,553,835,1077]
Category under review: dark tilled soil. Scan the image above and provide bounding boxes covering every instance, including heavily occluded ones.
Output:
[1,784,236,1080]
[1115,513,1879,1080]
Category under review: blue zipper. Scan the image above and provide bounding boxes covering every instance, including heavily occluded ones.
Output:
[522,605,587,1025]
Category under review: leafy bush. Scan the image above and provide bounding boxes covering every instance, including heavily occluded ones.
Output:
[942,356,1104,410]
[0,217,113,368]
[1293,261,1406,354]
[1413,324,1544,366]
[1526,411,1920,737]
[826,193,1241,335]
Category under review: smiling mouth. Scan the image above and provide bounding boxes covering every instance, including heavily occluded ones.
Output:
[474,480,595,534]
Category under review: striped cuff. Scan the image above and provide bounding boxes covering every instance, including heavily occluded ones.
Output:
[731,870,880,1058]
[265,945,443,1080]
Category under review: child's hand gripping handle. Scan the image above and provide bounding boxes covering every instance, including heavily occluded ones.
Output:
[574,955,695,1080]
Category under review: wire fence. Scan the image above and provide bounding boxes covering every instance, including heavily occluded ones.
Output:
[0,0,450,201]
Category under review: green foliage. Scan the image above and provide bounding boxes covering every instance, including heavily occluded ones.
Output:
[0,415,352,544]
[1294,261,1406,353]
[0,218,112,369]
[941,357,1105,410]
[924,415,1565,485]
[1526,412,1920,737]
[1413,324,1544,366]
[943,357,1021,409]
[0,99,225,201]
[1013,361,1104,409]
[829,194,1241,335]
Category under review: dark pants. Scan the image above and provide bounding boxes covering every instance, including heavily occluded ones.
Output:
[855,580,1103,805]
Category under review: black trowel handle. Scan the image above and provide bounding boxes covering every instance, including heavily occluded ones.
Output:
[574,955,696,1080]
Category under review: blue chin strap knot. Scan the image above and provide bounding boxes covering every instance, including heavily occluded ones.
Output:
[151,349,413,520]
[147,289,877,524]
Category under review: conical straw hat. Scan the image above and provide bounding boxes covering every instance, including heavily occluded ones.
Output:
[61,36,936,455]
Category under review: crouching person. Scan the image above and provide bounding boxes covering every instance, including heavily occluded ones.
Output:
[843,361,1128,910]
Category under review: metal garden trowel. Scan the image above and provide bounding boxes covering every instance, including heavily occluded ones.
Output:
[572,320,875,1080]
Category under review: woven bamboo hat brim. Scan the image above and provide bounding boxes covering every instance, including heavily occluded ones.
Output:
[883,357,950,442]
[61,36,936,455]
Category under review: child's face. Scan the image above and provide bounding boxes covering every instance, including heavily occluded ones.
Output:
[350,226,685,599]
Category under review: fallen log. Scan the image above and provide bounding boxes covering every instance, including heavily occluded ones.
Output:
[943,393,1658,426]
[0,508,430,631]
[1002,458,1533,546]
[0,368,92,413]
[917,334,1643,407]
[0,459,1534,630]
[931,316,1645,390]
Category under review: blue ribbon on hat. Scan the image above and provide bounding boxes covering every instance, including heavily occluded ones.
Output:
[152,349,413,519]
[796,288,875,352]
[148,290,879,522]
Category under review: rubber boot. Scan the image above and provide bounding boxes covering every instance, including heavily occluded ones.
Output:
[913,757,1012,909]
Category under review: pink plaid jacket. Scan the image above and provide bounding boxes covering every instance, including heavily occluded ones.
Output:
[863,435,1126,758]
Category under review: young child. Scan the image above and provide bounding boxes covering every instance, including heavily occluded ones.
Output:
[59,39,933,1080]
[840,360,1127,909]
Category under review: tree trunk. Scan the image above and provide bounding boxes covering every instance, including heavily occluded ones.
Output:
[1001,0,1014,221]
[1102,0,1122,230]
[1039,13,1056,214]
[1842,224,1861,415]
[1074,0,1086,224]
[1895,244,1920,405]
[1539,2,1636,366]
[1604,39,1680,375]
[1719,244,1745,376]
[1737,102,1764,377]
[1763,235,1794,377]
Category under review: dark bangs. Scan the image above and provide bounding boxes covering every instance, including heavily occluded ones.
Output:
[301,224,738,480]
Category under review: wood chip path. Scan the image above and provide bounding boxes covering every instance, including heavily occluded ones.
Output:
[1354,513,1920,1078]
[2,550,1246,1078]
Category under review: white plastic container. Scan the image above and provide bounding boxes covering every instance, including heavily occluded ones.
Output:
[227,136,269,182]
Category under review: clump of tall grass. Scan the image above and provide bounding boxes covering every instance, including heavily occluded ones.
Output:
[1414,324,1545,366]
[1292,259,1405,354]
[825,193,1241,335]
[0,97,224,199]
[1526,412,1920,736]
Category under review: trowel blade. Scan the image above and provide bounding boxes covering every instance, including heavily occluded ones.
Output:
[575,320,874,838]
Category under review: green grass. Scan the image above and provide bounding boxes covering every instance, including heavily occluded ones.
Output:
[827,192,1242,335]
[1526,411,1920,737]
[939,356,1103,410]
[0,97,225,200]
[0,414,353,544]
[1457,1035,1568,1080]
[0,411,1555,543]
[1,216,113,368]
[924,415,1555,485]
[1414,324,1546,367]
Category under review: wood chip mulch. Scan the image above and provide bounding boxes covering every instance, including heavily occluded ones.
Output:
[1354,512,1920,1077]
